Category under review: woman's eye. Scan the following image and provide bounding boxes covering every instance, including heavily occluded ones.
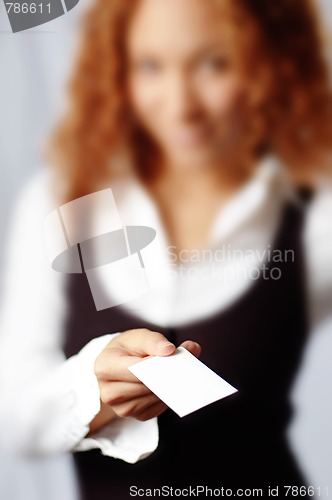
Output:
[200,57,230,73]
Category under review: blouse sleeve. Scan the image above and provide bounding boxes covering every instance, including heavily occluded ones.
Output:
[0,172,158,464]
[287,183,332,489]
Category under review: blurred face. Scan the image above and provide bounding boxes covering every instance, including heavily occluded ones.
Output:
[126,0,246,170]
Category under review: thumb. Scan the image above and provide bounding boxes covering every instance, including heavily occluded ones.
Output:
[118,328,176,357]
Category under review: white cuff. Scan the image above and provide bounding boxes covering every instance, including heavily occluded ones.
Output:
[32,334,116,454]
[74,417,159,464]
[68,334,116,426]
[66,333,159,463]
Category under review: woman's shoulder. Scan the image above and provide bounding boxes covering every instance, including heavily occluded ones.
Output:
[8,168,58,229]
[3,168,59,262]
[14,167,56,209]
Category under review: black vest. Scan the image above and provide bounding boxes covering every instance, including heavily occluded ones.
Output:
[63,199,311,499]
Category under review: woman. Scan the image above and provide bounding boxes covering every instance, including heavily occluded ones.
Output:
[0,0,331,498]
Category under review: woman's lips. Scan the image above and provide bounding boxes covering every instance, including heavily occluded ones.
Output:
[169,127,209,148]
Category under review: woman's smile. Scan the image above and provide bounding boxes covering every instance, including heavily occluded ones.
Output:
[168,126,210,149]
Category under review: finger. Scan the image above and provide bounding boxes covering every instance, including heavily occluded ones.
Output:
[180,340,201,358]
[135,400,168,421]
[95,352,144,382]
[111,392,160,418]
[115,329,176,357]
[99,380,151,405]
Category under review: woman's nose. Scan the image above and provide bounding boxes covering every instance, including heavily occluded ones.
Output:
[165,70,202,122]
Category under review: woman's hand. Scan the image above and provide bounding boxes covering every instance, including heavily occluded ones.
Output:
[93,328,201,423]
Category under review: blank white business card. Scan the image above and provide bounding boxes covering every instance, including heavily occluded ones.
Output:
[128,347,238,417]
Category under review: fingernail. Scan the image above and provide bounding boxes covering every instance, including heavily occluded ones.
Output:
[157,340,174,349]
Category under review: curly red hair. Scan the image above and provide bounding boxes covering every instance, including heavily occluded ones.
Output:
[48,0,332,202]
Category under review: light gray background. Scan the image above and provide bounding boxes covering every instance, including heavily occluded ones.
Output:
[0,3,91,499]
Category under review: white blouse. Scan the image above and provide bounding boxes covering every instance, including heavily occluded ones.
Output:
[0,154,331,486]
